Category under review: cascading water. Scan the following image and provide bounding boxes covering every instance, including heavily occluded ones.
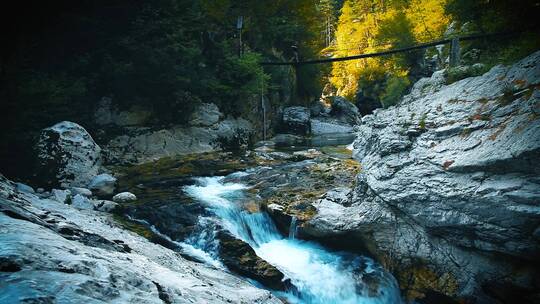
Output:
[184,176,402,304]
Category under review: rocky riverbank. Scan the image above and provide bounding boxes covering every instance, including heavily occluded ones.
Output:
[294,51,540,303]
[0,174,281,303]
[2,48,538,304]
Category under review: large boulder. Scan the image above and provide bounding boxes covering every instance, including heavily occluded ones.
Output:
[281,106,311,135]
[36,121,102,188]
[103,118,253,164]
[309,97,360,135]
[189,103,222,127]
[329,96,361,126]
[303,51,540,302]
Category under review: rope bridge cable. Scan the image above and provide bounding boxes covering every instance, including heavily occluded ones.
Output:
[260,31,518,66]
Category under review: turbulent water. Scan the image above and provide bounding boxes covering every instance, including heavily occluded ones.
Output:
[183,175,402,304]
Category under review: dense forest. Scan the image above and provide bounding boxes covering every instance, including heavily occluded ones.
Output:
[1,0,539,177]
[327,0,540,112]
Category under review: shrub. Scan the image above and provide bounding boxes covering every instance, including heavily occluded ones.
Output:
[445,64,489,84]
[380,76,410,108]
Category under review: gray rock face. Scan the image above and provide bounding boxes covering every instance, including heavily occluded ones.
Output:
[189,103,223,127]
[94,97,151,127]
[71,194,95,210]
[330,96,361,126]
[309,97,361,135]
[51,189,71,204]
[88,173,117,197]
[70,187,93,197]
[0,175,281,304]
[311,118,355,135]
[282,106,311,135]
[36,121,102,188]
[15,182,35,194]
[94,200,119,212]
[104,117,253,164]
[304,51,540,301]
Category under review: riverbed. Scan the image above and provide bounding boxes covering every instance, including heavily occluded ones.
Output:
[114,136,403,303]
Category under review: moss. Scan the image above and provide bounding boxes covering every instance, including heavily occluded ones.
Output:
[115,151,261,192]
[445,64,489,85]
[419,113,428,130]
[460,128,472,138]
[113,214,153,239]
[397,265,459,302]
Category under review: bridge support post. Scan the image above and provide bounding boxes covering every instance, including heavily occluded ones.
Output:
[449,38,461,67]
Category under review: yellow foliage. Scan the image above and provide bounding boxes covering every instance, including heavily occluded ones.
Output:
[407,0,450,42]
[329,0,450,99]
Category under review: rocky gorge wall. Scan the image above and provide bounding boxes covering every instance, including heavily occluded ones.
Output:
[300,51,540,303]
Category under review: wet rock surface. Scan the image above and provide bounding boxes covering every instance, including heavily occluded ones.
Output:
[304,51,540,302]
[217,230,287,291]
[35,121,102,188]
[0,174,281,304]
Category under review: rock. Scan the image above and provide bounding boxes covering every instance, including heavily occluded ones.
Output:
[93,200,119,212]
[71,194,95,210]
[272,134,305,147]
[0,176,281,304]
[329,96,361,126]
[103,118,253,165]
[292,149,322,159]
[36,188,44,193]
[217,230,287,291]
[88,173,117,197]
[15,182,35,194]
[214,118,253,151]
[306,50,540,302]
[309,100,331,116]
[51,189,71,204]
[94,97,151,127]
[282,106,311,135]
[321,187,352,207]
[70,187,92,197]
[113,192,137,203]
[265,203,294,236]
[36,121,102,188]
[189,103,222,127]
[310,118,354,135]
[309,97,360,135]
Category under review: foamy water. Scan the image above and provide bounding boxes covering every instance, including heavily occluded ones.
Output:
[184,176,402,304]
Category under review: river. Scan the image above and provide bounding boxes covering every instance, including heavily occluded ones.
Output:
[182,174,402,303]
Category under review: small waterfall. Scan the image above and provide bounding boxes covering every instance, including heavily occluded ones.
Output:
[289,217,298,239]
[184,176,402,304]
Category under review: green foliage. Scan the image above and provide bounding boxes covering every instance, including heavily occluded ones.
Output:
[380,76,410,108]
[0,0,325,179]
[330,0,449,109]
[445,0,540,74]
[445,0,540,33]
[419,113,427,130]
[444,64,490,84]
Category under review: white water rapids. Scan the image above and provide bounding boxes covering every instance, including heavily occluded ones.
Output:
[183,175,402,304]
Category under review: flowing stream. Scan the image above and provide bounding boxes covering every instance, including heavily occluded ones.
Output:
[183,175,402,304]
